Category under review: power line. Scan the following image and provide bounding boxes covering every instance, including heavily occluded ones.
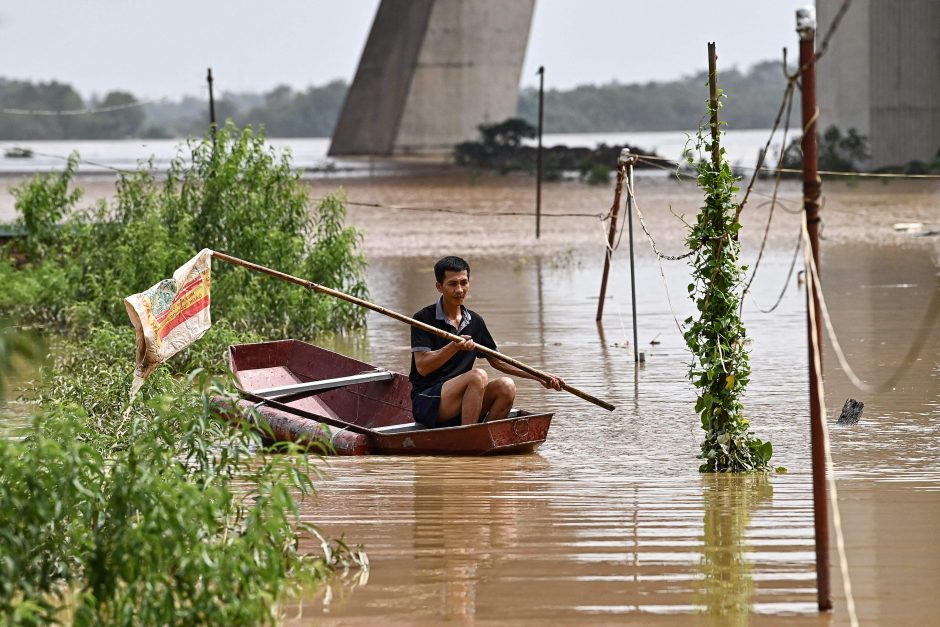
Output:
[0,96,168,117]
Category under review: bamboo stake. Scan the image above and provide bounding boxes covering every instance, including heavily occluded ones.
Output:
[212,251,616,412]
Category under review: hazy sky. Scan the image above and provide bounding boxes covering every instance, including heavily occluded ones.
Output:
[2,1,813,99]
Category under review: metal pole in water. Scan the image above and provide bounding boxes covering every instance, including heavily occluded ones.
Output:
[798,6,832,612]
[625,152,639,362]
[207,68,217,144]
[536,65,544,239]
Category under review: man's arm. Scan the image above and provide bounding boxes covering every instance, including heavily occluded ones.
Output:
[413,336,475,376]
[486,356,565,391]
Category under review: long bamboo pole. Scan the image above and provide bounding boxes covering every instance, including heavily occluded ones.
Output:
[212,251,616,412]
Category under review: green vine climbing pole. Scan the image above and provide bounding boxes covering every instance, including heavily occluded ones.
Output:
[684,44,773,472]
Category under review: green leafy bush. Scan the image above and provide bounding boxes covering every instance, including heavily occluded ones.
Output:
[778,125,870,173]
[5,123,367,337]
[0,125,371,623]
[0,380,365,625]
[585,164,611,186]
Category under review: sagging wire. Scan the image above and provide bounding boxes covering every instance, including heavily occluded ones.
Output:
[624,172,688,336]
[24,150,132,174]
[341,199,606,219]
[0,95,169,117]
[637,151,940,180]
[740,79,798,314]
[747,227,803,314]
[735,54,798,222]
[802,221,940,395]
[624,175,695,262]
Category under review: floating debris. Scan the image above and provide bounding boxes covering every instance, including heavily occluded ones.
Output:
[837,398,864,425]
[893,222,940,237]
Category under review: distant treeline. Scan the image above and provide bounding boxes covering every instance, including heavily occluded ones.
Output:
[1,61,793,140]
[0,77,347,140]
[517,61,794,132]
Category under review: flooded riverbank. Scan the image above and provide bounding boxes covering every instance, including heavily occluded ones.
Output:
[2,170,937,624]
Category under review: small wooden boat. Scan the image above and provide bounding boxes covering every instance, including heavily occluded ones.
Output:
[4,147,34,159]
[215,339,554,456]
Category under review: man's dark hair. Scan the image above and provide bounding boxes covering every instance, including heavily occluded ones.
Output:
[434,256,470,283]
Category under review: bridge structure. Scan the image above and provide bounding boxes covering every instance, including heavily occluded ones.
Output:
[329,0,535,158]
[332,1,939,169]
[818,0,940,169]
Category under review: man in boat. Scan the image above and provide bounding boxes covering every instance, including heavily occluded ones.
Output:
[409,256,565,428]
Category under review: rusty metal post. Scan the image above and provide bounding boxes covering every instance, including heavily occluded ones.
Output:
[207,68,217,144]
[798,6,831,612]
[595,153,627,321]
[536,66,544,239]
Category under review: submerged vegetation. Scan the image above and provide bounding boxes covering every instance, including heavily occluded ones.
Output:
[454,117,659,182]
[0,125,369,623]
[765,124,871,175]
[684,96,772,473]
[765,125,940,176]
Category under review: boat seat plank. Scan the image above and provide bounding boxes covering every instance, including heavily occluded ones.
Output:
[372,422,428,434]
[253,370,394,399]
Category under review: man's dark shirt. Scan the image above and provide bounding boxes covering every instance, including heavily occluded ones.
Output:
[409,298,497,400]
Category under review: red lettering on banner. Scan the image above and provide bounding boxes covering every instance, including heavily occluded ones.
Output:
[154,275,206,323]
[157,295,210,341]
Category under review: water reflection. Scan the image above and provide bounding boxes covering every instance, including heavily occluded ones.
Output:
[411,456,553,619]
[697,474,773,626]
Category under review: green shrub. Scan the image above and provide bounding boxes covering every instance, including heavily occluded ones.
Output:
[585,164,611,185]
[0,125,371,624]
[6,123,367,337]
[10,154,82,260]
[1,381,365,626]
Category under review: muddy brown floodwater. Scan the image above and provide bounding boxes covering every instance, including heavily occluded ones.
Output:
[2,172,938,624]
[291,174,939,625]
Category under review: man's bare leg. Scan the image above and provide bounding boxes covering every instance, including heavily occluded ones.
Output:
[439,368,488,425]
[481,377,516,421]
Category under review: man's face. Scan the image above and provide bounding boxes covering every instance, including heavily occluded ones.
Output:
[436,270,470,307]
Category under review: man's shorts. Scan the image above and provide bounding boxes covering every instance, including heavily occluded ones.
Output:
[411,382,460,428]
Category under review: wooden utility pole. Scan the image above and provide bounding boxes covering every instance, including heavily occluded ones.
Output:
[536,65,545,239]
[595,160,626,321]
[707,43,721,169]
[798,7,831,612]
[207,68,217,144]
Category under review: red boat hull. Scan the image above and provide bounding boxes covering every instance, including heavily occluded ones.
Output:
[217,340,553,456]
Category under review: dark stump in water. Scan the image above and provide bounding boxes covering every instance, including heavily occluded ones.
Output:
[837,398,864,425]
